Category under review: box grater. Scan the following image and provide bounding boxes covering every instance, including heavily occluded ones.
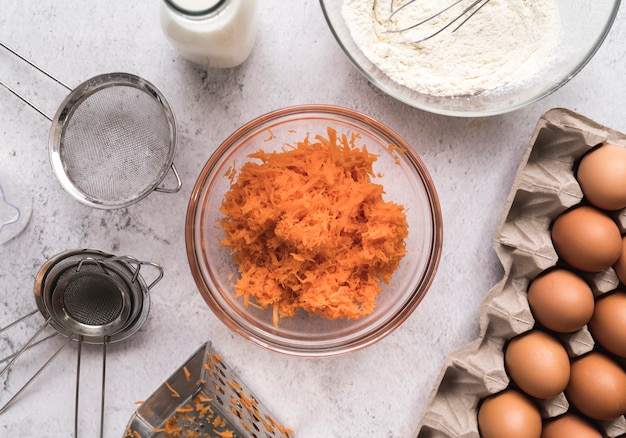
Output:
[124,342,294,438]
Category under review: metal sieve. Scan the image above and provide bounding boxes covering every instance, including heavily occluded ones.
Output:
[0,42,181,209]
[0,249,163,438]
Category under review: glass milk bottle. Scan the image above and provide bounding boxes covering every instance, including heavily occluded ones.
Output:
[160,0,258,68]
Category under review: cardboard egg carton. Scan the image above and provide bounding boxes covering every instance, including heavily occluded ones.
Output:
[415,109,626,438]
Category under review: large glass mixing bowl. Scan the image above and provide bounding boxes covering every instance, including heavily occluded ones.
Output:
[186,105,443,356]
[320,0,621,117]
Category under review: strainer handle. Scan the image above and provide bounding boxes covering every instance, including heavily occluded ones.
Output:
[107,255,165,290]
[0,309,37,335]
[0,311,57,366]
[0,316,72,415]
[0,41,73,121]
[155,164,182,194]
[141,261,165,290]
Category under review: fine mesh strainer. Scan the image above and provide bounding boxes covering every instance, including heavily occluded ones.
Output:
[0,249,164,438]
[0,41,181,209]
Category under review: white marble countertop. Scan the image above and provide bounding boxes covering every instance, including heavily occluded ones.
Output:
[0,1,625,437]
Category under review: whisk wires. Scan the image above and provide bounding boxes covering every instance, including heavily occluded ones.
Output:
[381,0,492,44]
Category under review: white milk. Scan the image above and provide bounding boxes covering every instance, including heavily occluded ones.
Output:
[160,0,258,68]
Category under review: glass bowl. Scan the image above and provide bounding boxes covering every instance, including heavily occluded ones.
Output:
[186,105,443,356]
[320,0,621,117]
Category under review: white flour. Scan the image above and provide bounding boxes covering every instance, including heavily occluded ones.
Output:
[342,0,561,96]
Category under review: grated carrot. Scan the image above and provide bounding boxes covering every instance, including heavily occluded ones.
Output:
[387,143,405,165]
[122,426,141,438]
[197,393,212,403]
[165,381,180,398]
[175,405,193,414]
[195,400,213,419]
[220,127,408,324]
[227,380,242,391]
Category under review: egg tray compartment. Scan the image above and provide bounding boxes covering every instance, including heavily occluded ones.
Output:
[414,108,626,438]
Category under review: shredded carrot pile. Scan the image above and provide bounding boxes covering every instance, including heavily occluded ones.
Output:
[220,127,408,324]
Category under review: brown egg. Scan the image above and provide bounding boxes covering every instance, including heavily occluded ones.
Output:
[566,352,626,421]
[505,330,570,399]
[478,389,542,438]
[577,143,626,211]
[588,291,626,358]
[613,236,626,285]
[541,413,602,438]
[527,269,595,333]
[551,206,621,272]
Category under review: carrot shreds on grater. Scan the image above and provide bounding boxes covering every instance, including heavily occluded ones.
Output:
[125,342,294,438]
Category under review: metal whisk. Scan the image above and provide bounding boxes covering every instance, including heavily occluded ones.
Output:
[376,0,492,43]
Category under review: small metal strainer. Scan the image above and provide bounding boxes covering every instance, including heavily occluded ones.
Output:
[0,42,181,209]
[0,249,164,438]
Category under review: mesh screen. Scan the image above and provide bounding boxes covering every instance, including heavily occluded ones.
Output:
[60,85,173,203]
[62,273,124,326]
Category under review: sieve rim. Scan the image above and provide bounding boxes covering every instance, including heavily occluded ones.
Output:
[48,72,178,209]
